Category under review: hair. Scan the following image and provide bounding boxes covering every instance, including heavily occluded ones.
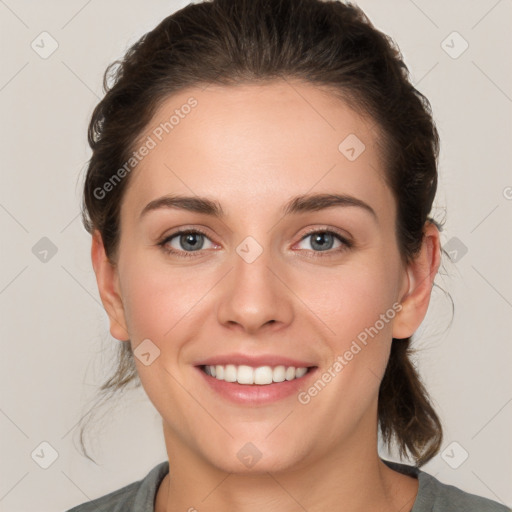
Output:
[79,0,450,466]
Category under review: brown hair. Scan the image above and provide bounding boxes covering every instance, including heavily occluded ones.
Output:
[79,0,448,466]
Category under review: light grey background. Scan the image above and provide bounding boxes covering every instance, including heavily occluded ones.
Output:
[1,1,511,511]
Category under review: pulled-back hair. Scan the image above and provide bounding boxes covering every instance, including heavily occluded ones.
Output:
[80,0,447,466]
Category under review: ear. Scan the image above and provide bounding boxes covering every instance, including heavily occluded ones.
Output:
[392,221,441,340]
[91,230,130,341]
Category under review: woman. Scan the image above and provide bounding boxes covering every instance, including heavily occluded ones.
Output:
[67,0,510,511]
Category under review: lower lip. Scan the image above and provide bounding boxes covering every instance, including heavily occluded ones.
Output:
[195,366,318,405]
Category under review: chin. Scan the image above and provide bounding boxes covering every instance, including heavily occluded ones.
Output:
[200,436,309,475]
[212,451,299,475]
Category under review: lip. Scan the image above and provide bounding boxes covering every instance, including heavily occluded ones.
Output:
[194,353,316,368]
[194,365,318,406]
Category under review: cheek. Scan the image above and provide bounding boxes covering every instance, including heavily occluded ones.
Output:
[296,268,399,440]
[117,257,206,411]
[119,251,208,339]
[304,258,400,398]
[300,257,400,344]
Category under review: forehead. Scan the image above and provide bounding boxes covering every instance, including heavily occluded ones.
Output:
[122,80,394,225]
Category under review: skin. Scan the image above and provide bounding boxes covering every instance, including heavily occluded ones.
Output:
[91,79,441,512]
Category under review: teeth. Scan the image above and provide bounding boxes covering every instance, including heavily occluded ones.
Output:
[203,364,309,385]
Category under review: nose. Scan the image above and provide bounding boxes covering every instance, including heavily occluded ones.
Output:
[216,241,294,335]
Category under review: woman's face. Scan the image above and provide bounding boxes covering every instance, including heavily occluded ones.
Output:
[105,80,417,473]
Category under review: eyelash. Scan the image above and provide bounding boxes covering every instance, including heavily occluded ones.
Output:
[157,227,353,259]
[158,228,213,259]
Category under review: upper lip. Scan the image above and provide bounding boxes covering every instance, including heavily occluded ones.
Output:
[194,354,317,368]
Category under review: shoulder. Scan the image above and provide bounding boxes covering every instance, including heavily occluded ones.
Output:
[65,461,169,512]
[382,459,510,512]
[416,470,511,512]
[65,481,139,512]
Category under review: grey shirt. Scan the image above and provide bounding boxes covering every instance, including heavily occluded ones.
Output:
[65,458,510,512]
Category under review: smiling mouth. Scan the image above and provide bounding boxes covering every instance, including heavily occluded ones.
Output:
[199,364,316,385]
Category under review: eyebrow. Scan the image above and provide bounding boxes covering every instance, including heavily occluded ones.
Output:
[139,193,378,223]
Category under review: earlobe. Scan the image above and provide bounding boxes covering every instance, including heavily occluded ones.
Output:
[91,230,130,341]
[392,222,441,340]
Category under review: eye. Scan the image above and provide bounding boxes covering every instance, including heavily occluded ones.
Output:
[158,229,217,258]
[158,227,353,259]
[294,228,353,256]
